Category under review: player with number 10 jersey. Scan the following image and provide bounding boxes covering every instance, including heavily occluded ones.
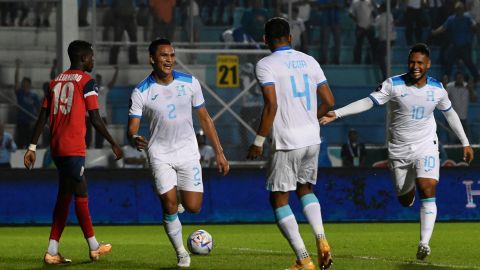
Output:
[43,70,98,156]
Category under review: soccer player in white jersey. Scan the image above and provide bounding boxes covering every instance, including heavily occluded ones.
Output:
[127,38,229,268]
[247,17,335,270]
[320,43,474,260]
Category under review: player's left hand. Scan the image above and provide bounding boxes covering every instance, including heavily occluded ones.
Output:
[24,150,36,170]
[215,152,229,176]
[247,145,263,160]
[112,144,124,160]
[463,145,474,163]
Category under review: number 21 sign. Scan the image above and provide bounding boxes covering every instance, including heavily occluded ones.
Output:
[216,55,239,88]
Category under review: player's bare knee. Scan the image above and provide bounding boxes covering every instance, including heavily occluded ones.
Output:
[184,204,201,213]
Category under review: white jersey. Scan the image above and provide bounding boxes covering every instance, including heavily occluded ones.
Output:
[129,70,204,163]
[369,74,452,159]
[255,46,327,150]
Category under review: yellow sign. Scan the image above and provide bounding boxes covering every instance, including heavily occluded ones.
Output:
[216,55,239,88]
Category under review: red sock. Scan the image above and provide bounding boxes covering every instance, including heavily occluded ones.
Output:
[74,196,95,238]
[49,193,72,241]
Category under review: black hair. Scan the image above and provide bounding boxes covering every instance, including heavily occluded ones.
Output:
[264,17,290,45]
[67,40,93,63]
[149,38,172,56]
[408,43,430,58]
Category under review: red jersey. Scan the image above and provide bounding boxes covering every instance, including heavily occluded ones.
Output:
[42,70,99,157]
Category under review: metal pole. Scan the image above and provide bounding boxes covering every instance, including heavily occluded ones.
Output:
[386,0,391,78]
[92,0,97,77]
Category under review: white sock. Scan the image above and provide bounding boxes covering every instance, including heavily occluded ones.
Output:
[47,239,59,255]
[87,236,99,251]
[164,213,186,254]
[275,205,309,261]
[301,193,326,240]
[420,198,437,246]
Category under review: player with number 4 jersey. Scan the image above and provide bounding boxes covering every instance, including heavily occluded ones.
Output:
[247,17,334,270]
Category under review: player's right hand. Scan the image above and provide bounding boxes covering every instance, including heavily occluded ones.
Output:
[112,144,124,160]
[24,150,36,170]
[134,136,149,151]
[319,111,337,125]
[247,145,263,160]
[463,145,474,164]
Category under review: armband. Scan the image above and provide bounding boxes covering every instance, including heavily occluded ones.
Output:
[28,144,37,152]
[253,135,266,147]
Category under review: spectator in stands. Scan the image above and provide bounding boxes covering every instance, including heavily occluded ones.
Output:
[122,143,147,168]
[0,2,17,26]
[14,59,40,149]
[315,0,343,65]
[150,0,176,40]
[445,71,477,143]
[109,0,139,65]
[196,130,216,168]
[181,0,201,45]
[137,1,151,42]
[349,0,376,64]
[86,66,119,149]
[241,0,269,42]
[285,6,308,53]
[428,0,445,29]
[405,0,427,45]
[374,3,396,81]
[34,2,53,27]
[431,2,479,82]
[78,0,89,27]
[0,123,17,168]
[203,0,229,25]
[341,129,367,167]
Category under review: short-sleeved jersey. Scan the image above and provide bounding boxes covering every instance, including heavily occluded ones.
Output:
[129,70,204,163]
[255,46,327,150]
[369,74,451,159]
[42,70,99,157]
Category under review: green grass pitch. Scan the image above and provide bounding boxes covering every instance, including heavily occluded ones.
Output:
[1,223,479,270]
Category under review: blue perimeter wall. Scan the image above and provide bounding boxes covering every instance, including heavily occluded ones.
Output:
[1,168,479,224]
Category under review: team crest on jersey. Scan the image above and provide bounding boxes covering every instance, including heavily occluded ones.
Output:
[176,85,186,96]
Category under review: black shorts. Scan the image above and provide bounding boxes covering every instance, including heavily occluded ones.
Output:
[53,156,86,182]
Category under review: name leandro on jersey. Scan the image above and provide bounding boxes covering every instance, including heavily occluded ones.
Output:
[55,74,83,82]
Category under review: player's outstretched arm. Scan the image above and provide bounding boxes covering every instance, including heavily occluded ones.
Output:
[88,109,123,160]
[196,106,229,176]
[247,84,277,160]
[24,107,48,169]
[320,97,375,125]
[319,111,337,125]
[127,117,149,151]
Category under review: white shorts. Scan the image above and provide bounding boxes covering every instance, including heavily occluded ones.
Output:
[389,151,440,196]
[266,144,320,192]
[150,160,203,195]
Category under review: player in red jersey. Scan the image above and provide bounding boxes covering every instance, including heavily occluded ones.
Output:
[24,40,123,264]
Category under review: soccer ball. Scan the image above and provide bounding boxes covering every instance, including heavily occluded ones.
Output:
[187,229,213,255]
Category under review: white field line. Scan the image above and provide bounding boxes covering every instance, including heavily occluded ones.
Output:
[231,247,480,270]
